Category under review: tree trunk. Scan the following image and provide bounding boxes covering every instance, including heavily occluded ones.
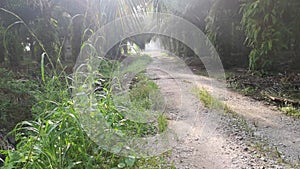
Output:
[0,45,4,63]
[71,17,84,63]
[0,53,4,63]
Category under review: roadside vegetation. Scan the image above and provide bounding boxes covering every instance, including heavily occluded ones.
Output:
[0,54,171,168]
[0,1,173,168]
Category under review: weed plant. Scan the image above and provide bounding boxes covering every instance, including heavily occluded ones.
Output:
[193,87,230,112]
[0,68,37,132]
[280,106,300,117]
[2,58,171,169]
[0,4,172,168]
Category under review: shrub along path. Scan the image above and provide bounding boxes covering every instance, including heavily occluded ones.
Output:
[145,51,299,168]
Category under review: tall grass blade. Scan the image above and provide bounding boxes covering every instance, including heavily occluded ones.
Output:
[41,52,46,83]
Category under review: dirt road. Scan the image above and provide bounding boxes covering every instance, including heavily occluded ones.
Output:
[145,51,299,169]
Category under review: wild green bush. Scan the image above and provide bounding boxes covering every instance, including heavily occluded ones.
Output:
[280,106,300,117]
[129,74,159,109]
[103,56,167,137]
[0,68,37,132]
[2,62,171,168]
[1,1,172,168]
[240,0,291,70]
[205,0,245,62]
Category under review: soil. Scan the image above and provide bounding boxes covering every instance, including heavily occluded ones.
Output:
[145,51,300,169]
[226,69,300,102]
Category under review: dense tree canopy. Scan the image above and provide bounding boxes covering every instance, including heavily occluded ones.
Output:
[0,0,299,71]
[158,0,300,71]
[0,0,151,70]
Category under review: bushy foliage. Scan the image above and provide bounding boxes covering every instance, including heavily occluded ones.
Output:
[2,54,171,168]
[240,0,288,70]
[205,0,244,59]
[0,1,174,168]
[240,0,300,70]
[0,68,37,132]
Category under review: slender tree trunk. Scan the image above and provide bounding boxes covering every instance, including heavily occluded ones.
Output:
[30,41,35,61]
[0,45,4,63]
[0,53,4,63]
[8,53,19,68]
[71,17,84,62]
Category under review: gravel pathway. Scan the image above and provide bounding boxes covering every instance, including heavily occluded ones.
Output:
[145,51,299,169]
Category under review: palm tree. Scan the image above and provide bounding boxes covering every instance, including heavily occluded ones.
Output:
[0,0,153,67]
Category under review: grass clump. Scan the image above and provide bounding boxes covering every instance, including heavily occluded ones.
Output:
[280,106,300,117]
[0,68,38,132]
[2,54,172,168]
[192,87,231,113]
[2,74,172,168]
[120,54,152,75]
[128,73,167,131]
[109,54,167,135]
[111,72,167,136]
[129,74,159,109]
[241,86,258,96]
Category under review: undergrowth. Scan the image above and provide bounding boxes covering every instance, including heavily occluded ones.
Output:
[280,106,300,117]
[1,56,172,168]
[0,68,37,133]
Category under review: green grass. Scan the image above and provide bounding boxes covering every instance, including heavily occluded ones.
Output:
[2,75,172,169]
[107,54,167,135]
[0,68,38,132]
[126,70,168,135]
[157,114,168,133]
[119,54,152,75]
[1,55,172,168]
[111,73,167,136]
[192,86,256,134]
[280,106,300,117]
[98,58,121,79]
[129,74,159,109]
[241,86,258,96]
[192,87,232,113]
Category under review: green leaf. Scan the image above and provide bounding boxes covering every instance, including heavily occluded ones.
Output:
[41,53,46,83]
[268,40,273,50]
[125,157,136,167]
[118,162,126,168]
[50,18,58,28]
[264,14,270,22]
